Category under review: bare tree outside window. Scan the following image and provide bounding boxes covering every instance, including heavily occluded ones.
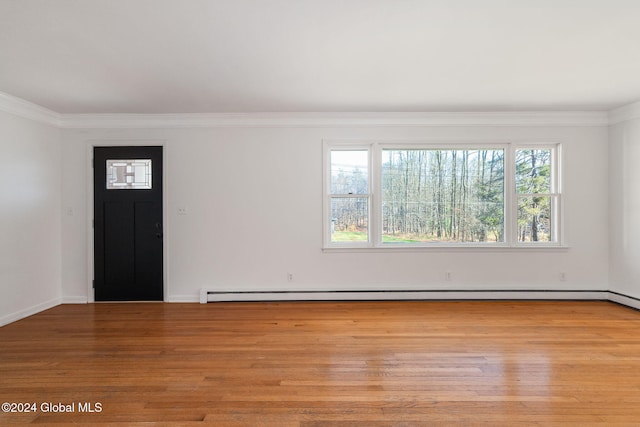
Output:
[382,149,504,243]
[515,149,554,242]
[329,150,369,243]
[324,143,560,247]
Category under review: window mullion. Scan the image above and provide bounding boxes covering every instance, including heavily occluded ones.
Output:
[504,145,515,246]
[370,143,380,247]
[322,141,331,247]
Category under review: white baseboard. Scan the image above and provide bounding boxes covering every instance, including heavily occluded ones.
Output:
[200,289,609,304]
[3,290,637,328]
[62,296,88,304]
[167,294,200,303]
[0,297,61,327]
[607,292,640,310]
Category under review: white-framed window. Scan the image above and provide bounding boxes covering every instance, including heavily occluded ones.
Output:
[514,147,561,243]
[324,146,372,247]
[323,141,562,249]
[106,159,152,189]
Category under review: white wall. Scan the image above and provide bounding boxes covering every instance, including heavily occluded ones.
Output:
[609,110,640,299]
[61,122,609,302]
[0,110,62,325]
[60,133,90,303]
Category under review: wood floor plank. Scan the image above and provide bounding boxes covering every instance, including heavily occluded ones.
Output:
[1,301,640,425]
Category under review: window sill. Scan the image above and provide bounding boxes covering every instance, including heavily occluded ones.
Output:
[322,244,570,253]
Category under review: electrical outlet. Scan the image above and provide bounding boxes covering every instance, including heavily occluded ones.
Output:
[445,271,452,281]
[177,206,188,215]
[287,272,294,282]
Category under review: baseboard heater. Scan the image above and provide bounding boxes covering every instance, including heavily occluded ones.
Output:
[200,289,611,304]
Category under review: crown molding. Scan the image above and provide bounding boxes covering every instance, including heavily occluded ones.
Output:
[608,101,640,125]
[0,90,615,128]
[59,111,609,129]
[0,91,61,127]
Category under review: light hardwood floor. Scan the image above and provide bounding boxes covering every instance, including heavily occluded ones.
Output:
[1,301,640,426]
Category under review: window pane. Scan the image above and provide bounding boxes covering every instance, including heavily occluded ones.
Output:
[382,149,504,243]
[517,196,553,242]
[107,159,152,189]
[330,197,368,242]
[330,150,368,194]
[515,149,552,194]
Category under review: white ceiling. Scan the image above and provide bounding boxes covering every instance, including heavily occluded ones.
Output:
[1,0,639,114]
